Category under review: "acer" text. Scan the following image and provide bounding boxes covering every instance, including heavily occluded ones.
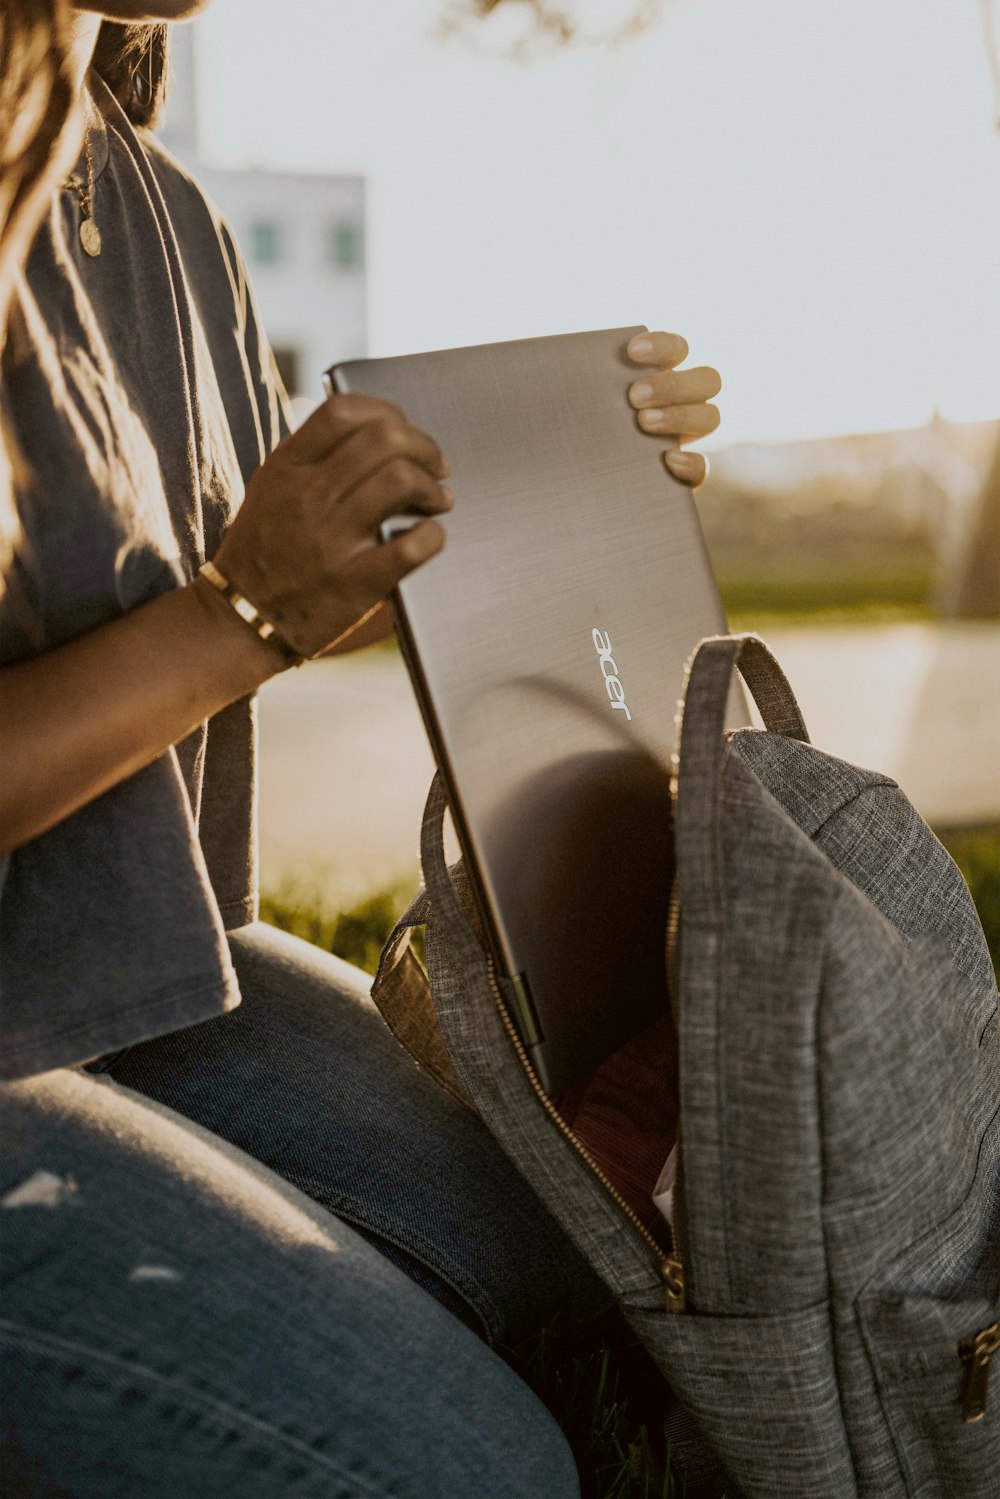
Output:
[592,628,632,721]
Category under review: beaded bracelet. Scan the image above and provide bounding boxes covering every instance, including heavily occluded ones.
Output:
[197,559,304,666]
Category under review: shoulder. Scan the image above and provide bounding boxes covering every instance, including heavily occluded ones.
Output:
[138,129,224,239]
[136,132,247,308]
[131,130,290,453]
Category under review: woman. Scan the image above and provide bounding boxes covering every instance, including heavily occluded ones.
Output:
[0,4,722,1493]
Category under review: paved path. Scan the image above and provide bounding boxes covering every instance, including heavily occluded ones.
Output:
[258,624,1000,899]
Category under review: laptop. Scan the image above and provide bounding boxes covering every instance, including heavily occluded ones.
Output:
[327,327,742,1097]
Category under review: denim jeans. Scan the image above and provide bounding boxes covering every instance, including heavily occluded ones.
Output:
[108,923,609,1348]
[1,925,609,1496]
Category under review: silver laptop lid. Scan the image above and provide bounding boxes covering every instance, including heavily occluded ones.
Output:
[329,327,741,1097]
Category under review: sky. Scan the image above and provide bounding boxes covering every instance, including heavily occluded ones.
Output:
[192,0,1000,445]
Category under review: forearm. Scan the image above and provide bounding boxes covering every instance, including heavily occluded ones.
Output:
[0,578,286,854]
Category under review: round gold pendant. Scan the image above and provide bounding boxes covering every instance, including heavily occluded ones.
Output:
[79,218,102,258]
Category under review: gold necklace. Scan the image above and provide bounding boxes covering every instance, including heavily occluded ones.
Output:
[65,125,101,258]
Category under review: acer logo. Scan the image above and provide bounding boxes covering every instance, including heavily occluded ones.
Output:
[592,628,632,721]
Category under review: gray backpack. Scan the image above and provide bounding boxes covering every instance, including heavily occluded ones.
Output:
[373,633,999,1498]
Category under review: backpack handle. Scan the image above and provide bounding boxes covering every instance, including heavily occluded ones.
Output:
[676,634,809,927]
[420,772,492,970]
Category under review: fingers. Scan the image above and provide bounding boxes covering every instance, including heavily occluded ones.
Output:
[214,393,453,659]
[664,448,709,488]
[284,392,400,462]
[636,402,721,441]
[284,393,449,480]
[628,364,722,412]
[340,458,454,533]
[625,332,722,463]
[626,330,689,370]
[311,413,450,500]
[347,519,446,598]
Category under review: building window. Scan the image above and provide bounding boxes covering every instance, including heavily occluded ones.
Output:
[249,220,282,266]
[328,221,363,270]
[271,346,301,397]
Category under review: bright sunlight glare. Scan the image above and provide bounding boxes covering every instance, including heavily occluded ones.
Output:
[195,0,1000,444]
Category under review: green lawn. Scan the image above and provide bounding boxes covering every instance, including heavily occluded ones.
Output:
[260,876,415,976]
[718,562,936,623]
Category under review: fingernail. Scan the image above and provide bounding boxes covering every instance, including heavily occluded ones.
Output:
[666,449,695,472]
[630,381,654,405]
[639,408,664,428]
[629,337,653,357]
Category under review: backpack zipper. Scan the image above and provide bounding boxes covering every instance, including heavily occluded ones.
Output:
[959,1321,1000,1423]
[483,955,686,1314]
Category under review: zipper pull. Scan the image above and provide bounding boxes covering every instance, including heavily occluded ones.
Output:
[662,1255,686,1314]
[959,1322,1000,1423]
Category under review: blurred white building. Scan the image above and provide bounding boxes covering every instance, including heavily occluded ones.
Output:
[160,23,367,402]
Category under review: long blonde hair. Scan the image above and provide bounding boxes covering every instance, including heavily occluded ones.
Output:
[0,0,78,601]
[0,1,75,279]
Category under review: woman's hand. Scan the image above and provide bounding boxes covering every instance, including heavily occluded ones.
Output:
[625,331,721,489]
[211,393,453,660]
[0,394,452,851]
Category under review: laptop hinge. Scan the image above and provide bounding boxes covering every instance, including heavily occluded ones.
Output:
[508,972,543,1049]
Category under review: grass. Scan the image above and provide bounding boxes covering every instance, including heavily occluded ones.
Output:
[260,876,418,976]
[718,567,937,623]
[727,605,934,633]
[502,1313,685,1498]
[260,823,998,1496]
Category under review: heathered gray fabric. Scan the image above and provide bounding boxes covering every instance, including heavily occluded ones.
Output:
[0,81,287,1078]
[373,632,999,1498]
[413,778,669,1309]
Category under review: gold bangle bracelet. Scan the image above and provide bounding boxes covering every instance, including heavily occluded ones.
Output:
[197,559,303,666]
